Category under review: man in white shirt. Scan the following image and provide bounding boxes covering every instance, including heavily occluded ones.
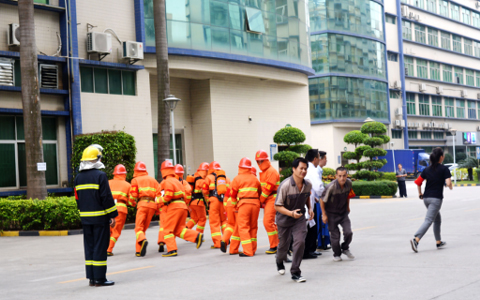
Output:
[316,151,331,250]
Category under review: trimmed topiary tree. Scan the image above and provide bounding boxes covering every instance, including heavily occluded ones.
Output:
[273,126,311,179]
[342,121,389,180]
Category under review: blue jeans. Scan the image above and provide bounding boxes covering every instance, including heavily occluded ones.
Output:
[414,198,442,241]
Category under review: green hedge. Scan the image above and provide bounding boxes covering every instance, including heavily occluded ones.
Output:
[352,181,398,196]
[323,168,335,176]
[380,172,397,181]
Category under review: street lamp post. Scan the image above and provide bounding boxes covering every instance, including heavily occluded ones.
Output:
[450,128,457,184]
[163,95,181,165]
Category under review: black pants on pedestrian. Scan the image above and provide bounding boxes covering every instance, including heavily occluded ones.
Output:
[83,223,110,280]
[303,204,318,257]
[398,181,407,197]
[327,213,353,257]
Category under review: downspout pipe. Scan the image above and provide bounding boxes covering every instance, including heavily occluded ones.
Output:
[396,0,409,149]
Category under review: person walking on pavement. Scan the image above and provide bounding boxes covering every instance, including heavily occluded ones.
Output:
[275,158,314,283]
[203,162,229,249]
[255,150,280,254]
[229,158,262,257]
[175,165,192,206]
[158,161,203,257]
[410,147,452,253]
[186,163,209,233]
[220,183,241,255]
[316,151,331,250]
[74,145,117,287]
[320,167,356,262]
[107,164,135,256]
[130,161,159,257]
[396,164,408,198]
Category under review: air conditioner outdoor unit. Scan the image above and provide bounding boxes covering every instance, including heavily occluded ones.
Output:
[423,122,430,128]
[408,122,413,127]
[122,41,144,60]
[87,32,112,54]
[395,120,401,127]
[405,67,409,76]
[478,126,480,131]
[419,83,427,92]
[477,93,480,100]
[39,64,58,89]
[395,108,403,116]
[439,123,445,129]
[401,5,409,17]
[401,120,405,128]
[0,58,14,86]
[409,12,415,19]
[476,1,480,9]
[7,23,20,46]
[431,122,436,128]
[445,123,450,129]
[436,86,443,94]
[393,80,401,89]
[415,15,420,21]
[461,90,468,98]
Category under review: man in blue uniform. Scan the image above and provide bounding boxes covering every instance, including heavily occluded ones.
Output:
[74,145,118,287]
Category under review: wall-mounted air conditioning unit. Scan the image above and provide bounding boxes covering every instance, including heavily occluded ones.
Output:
[445,123,450,129]
[415,123,420,127]
[401,120,405,128]
[431,122,436,128]
[87,32,112,54]
[415,15,420,22]
[461,90,468,98]
[409,12,415,19]
[39,64,58,89]
[7,23,20,46]
[477,93,480,100]
[405,67,409,76]
[122,41,144,60]
[0,58,14,86]
[408,122,413,127]
[419,83,427,92]
[395,108,403,116]
[478,126,480,131]
[439,123,445,129]
[395,120,401,127]
[476,1,480,9]
[436,86,443,94]
[401,5,409,17]
[394,81,401,89]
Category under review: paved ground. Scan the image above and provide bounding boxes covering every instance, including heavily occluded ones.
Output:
[1,182,480,300]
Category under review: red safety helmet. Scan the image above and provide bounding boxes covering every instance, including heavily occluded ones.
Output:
[251,166,257,176]
[161,160,175,170]
[198,162,209,171]
[175,164,184,175]
[239,157,252,169]
[113,164,127,175]
[134,161,147,172]
[209,161,221,171]
[255,150,269,161]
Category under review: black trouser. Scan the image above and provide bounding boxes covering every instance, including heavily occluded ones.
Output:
[327,213,352,257]
[303,204,318,256]
[83,223,110,280]
[398,181,407,197]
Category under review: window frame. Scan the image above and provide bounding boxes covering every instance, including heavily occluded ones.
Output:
[418,94,430,116]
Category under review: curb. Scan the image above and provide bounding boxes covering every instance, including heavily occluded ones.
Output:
[352,195,396,199]
[453,183,479,187]
[0,221,160,237]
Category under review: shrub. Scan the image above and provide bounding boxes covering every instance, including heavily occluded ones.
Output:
[443,153,453,164]
[72,131,137,182]
[352,181,398,196]
[322,168,335,176]
[343,130,368,147]
[380,172,397,181]
[353,170,380,181]
[273,126,311,180]
[360,122,387,134]
[273,127,306,145]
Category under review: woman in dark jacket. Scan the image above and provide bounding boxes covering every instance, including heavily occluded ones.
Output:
[410,147,452,253]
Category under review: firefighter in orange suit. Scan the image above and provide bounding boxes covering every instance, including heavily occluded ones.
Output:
[158,160,203,257]
[175,165,192,205]
[230,157,262,257]
[255,150,280,254]
[130,161,159,257]
[203,161,229,249]
[186,163,209,233]
[157,180,167,252]
[220,185,241,255]
[107,164,135,256]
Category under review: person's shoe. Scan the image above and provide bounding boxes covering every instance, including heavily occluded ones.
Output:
[140,240,148,257]
[135,252,141,257]
[323,245,332,250]
[162,250,178,257]
[211,245,219,249]
[265,247,277,254]
[437,241,447,249]
[94,279,115,287]
[284,258,292,263]
[291,273,306,283]
[106,252,113,256]
[410,238,418,253]
[196,234,203,249]
[287,250,292,256]
[313,251,322,256]
[276,261,285,275]
[220,241,227,253]
[303,253,318,259]
[230,251,243,255]
[158,244,165,253]
[89,279,94,287]
[333,256,342,262]
[239,253,251,257]
[342,249,355,259]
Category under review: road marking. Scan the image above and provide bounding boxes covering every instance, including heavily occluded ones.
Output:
[353,226,375,232]
[58,266,154,284]
[465,208,480,212]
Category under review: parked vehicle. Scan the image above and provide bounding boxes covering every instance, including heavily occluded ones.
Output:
[376,149,429,177]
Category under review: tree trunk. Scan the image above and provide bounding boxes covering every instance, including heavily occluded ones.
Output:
[153,0,170,182]
[18,0,47,200]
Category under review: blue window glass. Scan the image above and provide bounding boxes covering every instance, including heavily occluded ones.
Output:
[245,7,266,33]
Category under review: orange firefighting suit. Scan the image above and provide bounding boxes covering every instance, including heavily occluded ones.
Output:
[222,188,241,254]
[258,160,280,249]
[186,171,208,233]
[107,174,135,253]
[230,168,262,256]
[130,170,159,253]
[203,173,229,248]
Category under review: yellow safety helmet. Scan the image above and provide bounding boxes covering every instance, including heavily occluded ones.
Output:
[81,145,102,161]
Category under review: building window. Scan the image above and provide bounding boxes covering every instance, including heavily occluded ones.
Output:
[432,96,442,116]
[413,0,424,9]
[405,56,414,76]
[441,32,451,50]
[427,28,438,47]
[403,21,412,40]
[464,39,473,56]
[417,59,428,79]
[430,62,441,80]
[386,15,396,25]
[442,64,453,83]
[445,97,455,117]
[433,132,444,140]
[476,71,480,87]
[407,92,416,114]
[387,52,398,62]
[414,24,426,44]
[426,0,436,13]
[439,1,448,17]
[462,7,471,25]
[421,132,432,139]
[152,133,183,179]
[452,35,462,53]
[80,67,136,96]
[34,0,49,3]
[392,129,402,139]
[473,12,480,29]
[454,67,463,84]
[466,69,475,86]
[390,90,401,99]
[451,4,460,21]
[0,115,58,188]
[408,131,418,139]
[456,99,465,118]
[478,102,480,119]
[419,94,430,116]
[468,101,477,119]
